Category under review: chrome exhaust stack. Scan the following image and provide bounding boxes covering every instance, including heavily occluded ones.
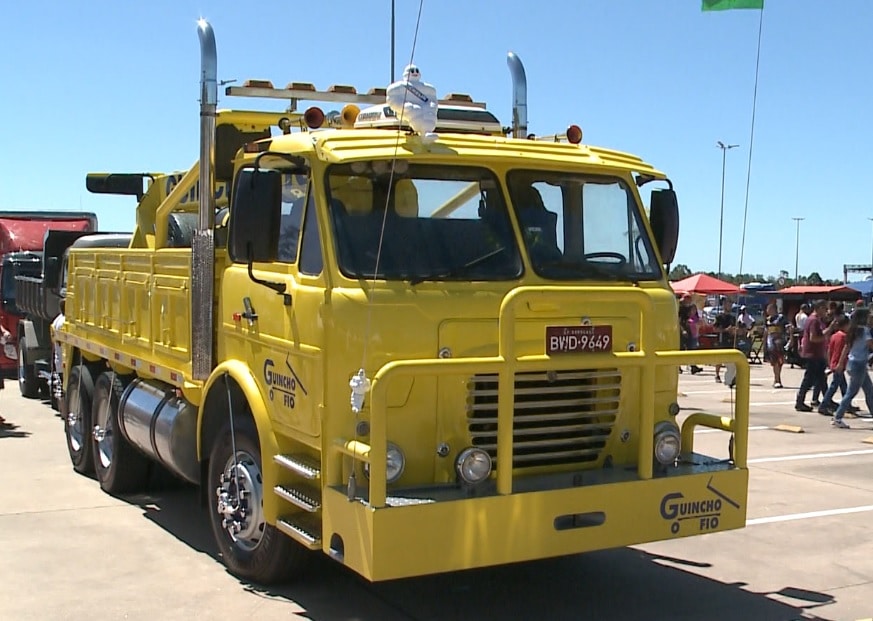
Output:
[192,19,217,380]
[506,52,528,139]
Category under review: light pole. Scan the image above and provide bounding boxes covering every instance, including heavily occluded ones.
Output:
[868,217,873,279]
[792,217,804,282]
[716,141,739,279]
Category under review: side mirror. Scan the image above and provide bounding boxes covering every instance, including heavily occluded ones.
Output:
[85,173,147,201]
[228,168,282,264]
[649,189,679,266]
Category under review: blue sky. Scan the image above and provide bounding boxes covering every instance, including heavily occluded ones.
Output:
[1,0,869,281]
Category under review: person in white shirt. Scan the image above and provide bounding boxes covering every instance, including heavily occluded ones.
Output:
[738,306,755,333]
[795,304,810,331]
[51,300,65,404]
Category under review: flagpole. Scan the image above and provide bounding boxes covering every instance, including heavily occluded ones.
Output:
[737,5,765,276]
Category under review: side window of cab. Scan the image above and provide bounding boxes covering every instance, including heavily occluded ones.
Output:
[299,186,323,275]
[276,172,323,275]
[277,173,308,263]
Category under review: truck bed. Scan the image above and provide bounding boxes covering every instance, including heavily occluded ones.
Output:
[66,247,195,383]
[16,276,59,321]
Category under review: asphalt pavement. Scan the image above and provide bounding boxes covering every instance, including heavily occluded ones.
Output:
[1,361,872,620]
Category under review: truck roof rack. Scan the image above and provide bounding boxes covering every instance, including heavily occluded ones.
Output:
[226,80,486,110]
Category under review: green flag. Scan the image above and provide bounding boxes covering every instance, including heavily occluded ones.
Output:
[702,0,764,10]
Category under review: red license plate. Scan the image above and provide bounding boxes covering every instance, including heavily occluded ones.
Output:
[546,325,613,354]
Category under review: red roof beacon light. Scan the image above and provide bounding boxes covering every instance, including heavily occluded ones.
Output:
[567,125,583,144]
[303,106,325,129]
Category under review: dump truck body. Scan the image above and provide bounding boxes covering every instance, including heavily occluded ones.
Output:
[0,212,96,376]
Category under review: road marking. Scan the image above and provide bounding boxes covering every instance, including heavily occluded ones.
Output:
[749,448,873,464]
[747,505,873,526]
[773,424,804,433]
[695,425,768,434]
[682,389,775,395]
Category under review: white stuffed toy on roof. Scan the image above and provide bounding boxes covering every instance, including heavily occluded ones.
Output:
[386,63,438,142]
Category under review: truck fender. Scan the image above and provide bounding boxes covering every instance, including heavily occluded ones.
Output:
[18,319,41,352]
[196,360,278,466]
[198,360,282,521]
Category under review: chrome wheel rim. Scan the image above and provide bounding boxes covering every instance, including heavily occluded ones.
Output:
[215,450,265,551]
[93,394,113,468]
[67,384,85,452]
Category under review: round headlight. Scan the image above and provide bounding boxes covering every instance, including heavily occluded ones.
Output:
[654,421,681,466]
[364,442,406,484]
[4,343,17,360]
[456,447,492,484]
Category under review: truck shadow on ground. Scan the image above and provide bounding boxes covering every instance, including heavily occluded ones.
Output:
[130,485,836,621]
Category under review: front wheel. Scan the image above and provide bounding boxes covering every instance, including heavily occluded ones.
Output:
[207,421,308,584]
[65,362,95,474]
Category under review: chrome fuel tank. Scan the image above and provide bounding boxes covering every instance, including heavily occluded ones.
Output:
[119,378,199,483]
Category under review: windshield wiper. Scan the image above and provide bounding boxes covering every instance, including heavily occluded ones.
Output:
[409,247,506,286]
[535,260,634,282]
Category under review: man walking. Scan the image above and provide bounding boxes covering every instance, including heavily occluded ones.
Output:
[796,300,834,412]
[714,297,736,383]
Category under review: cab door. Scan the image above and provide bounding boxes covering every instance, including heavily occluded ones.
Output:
[220,172,325,442]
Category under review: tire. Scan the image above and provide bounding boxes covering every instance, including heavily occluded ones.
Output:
[65,362,96,474]
[18,335,39,398]
[91,372,150,494]
[207,420,309,584]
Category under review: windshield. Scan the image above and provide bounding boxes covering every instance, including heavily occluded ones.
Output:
[507,171,662,281]
[327,163,522,282]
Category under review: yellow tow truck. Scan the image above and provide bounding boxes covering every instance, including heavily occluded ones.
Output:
[56,20,750,583]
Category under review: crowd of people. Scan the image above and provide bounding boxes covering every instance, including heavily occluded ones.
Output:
[678,295,754,382]
[789,299,873,428]
[678,295,873,429]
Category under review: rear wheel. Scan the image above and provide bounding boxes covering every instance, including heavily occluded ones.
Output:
[207,420,308,584]
[91,372,151,494]
[18,335,39,398]
[65,362,95,474]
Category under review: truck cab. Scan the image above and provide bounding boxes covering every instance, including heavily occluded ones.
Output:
[0,212,97,374]
[0,251,42,368]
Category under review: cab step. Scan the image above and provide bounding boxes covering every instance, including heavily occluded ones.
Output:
[274,453,321,480]
[277,514,322,550]
[274,484,321,512]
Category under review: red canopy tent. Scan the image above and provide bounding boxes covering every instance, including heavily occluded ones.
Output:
[670,273,741,295]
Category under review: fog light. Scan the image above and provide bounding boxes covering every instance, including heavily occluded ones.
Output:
[363,442,406,484]
[653,421,681,465]
[455,447,492,484]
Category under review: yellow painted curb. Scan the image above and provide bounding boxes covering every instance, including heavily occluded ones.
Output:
[862,437,873,445]
[774,424,804,433]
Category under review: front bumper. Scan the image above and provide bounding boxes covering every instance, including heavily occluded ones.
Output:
[322,463,747,581]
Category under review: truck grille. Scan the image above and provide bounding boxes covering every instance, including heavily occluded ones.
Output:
[467,369,620,468]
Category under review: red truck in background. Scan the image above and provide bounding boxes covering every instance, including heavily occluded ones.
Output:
[0,212,97,380]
